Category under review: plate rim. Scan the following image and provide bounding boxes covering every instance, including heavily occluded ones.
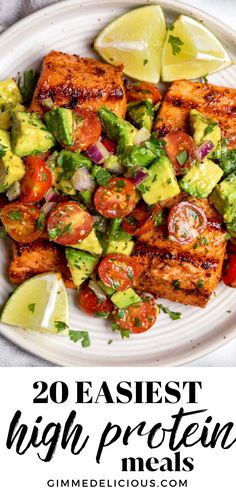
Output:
[0,0,236,367]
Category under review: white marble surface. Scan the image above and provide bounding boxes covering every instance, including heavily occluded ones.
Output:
[0,0,236,366]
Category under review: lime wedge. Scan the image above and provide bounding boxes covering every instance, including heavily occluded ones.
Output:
[162,15,232,81]
[1,272,69,334]
[94,5,166,83]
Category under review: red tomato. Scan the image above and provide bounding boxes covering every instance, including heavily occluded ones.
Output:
[94,177,136,218]
[164,131,196,175]
[21,156,53,203]
[98,254,142,291]
[125,81,162,105]
[0,202,44,243]
[168,201,207,245]
[113,297,158,334]
[69,108,101,151]
[101,137,117,154]
[223,253,236,287]
[47,201,93,245]
[122,202,161,236]
[78,285,114,316]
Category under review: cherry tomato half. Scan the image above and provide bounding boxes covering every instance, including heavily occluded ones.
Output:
[78,285,114,316]
[94,177,136,218]
[125,81,162,106]
[223,253,236,287]
[21,156,53,203]
[168,201,207,245]
[113,297,158,334]
[122,202,161,236]
[164,131,196,176]
[98,254,142,292]
[47,200,93,245]
[0,202,44,243]
[68,108,101,151]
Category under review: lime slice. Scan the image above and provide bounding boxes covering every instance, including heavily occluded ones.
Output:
[162,15,232,81]
[94,5,166,83]
[1,272,69,334]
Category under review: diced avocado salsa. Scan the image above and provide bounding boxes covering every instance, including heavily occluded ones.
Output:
[0,67,234,344]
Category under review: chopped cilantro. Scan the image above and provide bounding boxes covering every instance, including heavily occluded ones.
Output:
[0,144,7,157]
[193,242,199,250]
[48,225,62,241]
[19,69,39,104]
[202,74,209,84]
[203,122,217,138]
[176,150,188,165]
[173,279,181,290]
[0,226,8,238]
[95,311,109,318]
[54,321,69,332]
[127,267,134,282]
[69,330,90,347]
[201,237,208,245]
[168,35,183,55]
[154,211,163,227]
[168,23,175,31]
[143,59,148,66]
[28,303,36,313]
[7,210,21,221]
[120,329,131,339]
[134,317,142,327]
[96,168,112,187]
[158,304,182,320]
[107,339,113,345]
[36,212,45,231]
[198,279,204,289]
[225,232,231,240]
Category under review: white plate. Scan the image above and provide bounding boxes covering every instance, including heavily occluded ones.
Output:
[0,0,236,367]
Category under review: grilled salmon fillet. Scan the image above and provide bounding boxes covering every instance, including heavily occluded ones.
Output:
[9,240,75,288]
[133,197,227,307]
[30,50,126,117]
[154,80,236,148]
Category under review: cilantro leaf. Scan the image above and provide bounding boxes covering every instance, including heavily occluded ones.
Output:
[54,321,69,333]
[19,69,39,104]
[203,122,217,138]
[69,330,90,347]
[176,150,188,166]
[168,35,183,55]
[28,303,36,313]
[0,145,7,158]
[96,168,112,187]
[158,304,182,321]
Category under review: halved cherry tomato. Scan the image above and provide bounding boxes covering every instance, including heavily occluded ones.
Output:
[113,297,158,334]
[47,200,93,245]
[78,285,114,316]
[223,253,236,287]
[94,177,136,218]
[168,201,207,245]
[125,81,162,106]
[0,202,44,243]
[21,156,53,203]
[68,108,101,151]
[98,254,142,292]
[164,131,196,175]
[122,202,161,236]
[101,137,117,154]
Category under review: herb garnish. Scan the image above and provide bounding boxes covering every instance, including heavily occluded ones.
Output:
[54,321,90,347]
[0,145,7,157]
[173,280,181,290]
[28,303,36,313]
[158,304,182,320]
[203,122,217,138]
[19,69,39,104]
[176,150,188,165]
[168,35,183,55]
[8,210,21,221]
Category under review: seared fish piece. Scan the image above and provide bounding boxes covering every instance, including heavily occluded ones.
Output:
[154,80,236,148]
[30,50,126,117]
[9,240,75,288]
[133,198,227,307]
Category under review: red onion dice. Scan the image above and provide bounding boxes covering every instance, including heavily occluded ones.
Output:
[41,201,57,216]
[44,187,60,203]
[129,169,149,186]
[195,140,214,161]
[88,280,107,302]
[72,167,95,192]
[86,141,110,164]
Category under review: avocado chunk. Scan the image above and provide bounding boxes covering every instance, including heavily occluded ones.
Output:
[0,129,25,192]
[111,288,142,309]
[98,106,138,154]
[44,108,74,146]
[55,150,92,196]
[138,156,180,205]
[126,100,154,131]
[0,79,22,109]
[226,218,236,238]
[218,148,236,177]
[190,109,221,153]
[11,111,55,157]
[210,172,236,222]
[179,159,223,198]
[105,218,134,255]
[65,248,99,288]
[71,228,102,255]
[0,104,25,131]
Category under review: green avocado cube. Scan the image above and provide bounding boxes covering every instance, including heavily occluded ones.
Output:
[126,100,154,131]
[111,288,142,309]
[11,111,55,157]
[210,172,236,222]
[0,129,25,192]
[179,159,223,198]
[0,79,22,109]
[44,108,74,146]
[65,248,99,288]
[190,109,221,152]
[71,229,102,256]
[98,106,138,154]
[138,156,180,205]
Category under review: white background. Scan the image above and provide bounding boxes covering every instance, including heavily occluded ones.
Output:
[0,367,235,494]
